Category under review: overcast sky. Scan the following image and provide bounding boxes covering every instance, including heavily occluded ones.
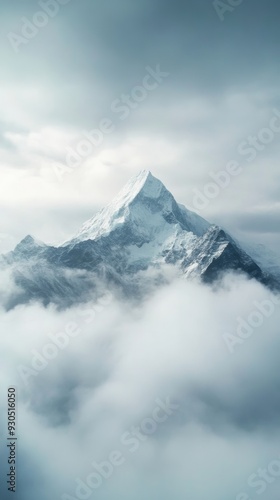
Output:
[1,4,280,499]
[0,0,279,254]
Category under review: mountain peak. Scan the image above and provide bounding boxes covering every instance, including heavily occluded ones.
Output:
[114,170,164,207]
[63,171,172,245]
[13,235,46,256]
[131,169,151,184]
[4,171,280,311]
[63,170,210,247]
[16,235,45,248]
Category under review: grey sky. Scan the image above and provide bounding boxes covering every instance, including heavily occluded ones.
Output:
[1,4,280,499]
[0,0,279,254]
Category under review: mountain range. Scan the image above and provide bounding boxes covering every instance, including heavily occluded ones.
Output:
[1,170,279,309]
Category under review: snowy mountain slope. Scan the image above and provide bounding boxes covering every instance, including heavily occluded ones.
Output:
[63,171,210,247]
[182,226,265,282]
[1,170,279,309]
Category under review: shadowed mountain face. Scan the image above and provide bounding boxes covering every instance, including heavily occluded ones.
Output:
[1,171,279,309]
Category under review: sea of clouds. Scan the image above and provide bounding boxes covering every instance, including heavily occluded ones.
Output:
[1,272,280,500]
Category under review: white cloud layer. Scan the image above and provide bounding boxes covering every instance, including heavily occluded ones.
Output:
[1,274,280,500]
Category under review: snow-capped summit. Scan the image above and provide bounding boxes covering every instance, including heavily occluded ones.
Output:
[65,170,209,247]
[1,170,279,309]
[64,170,163,244]
[114,170,163,203]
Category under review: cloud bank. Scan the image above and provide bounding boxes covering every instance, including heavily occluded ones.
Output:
[1,273,280,500]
